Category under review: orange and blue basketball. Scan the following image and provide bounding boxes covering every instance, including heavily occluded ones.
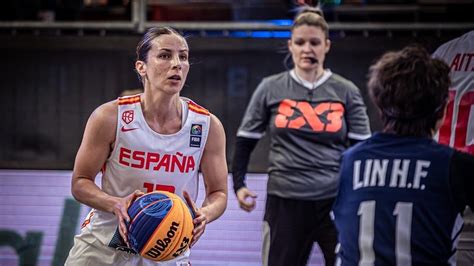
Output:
[127,191,194,261]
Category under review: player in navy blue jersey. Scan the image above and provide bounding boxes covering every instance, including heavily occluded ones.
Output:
[332,46,474,265]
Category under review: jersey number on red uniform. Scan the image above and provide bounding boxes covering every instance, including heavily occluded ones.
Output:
[438,90,474,154]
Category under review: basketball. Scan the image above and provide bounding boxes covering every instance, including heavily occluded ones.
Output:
[127,191,195,261]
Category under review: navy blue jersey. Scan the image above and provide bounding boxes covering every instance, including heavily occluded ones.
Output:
[333,133,463,265]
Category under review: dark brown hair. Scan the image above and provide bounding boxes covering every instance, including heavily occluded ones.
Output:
[136,26,184,63]
[368,46,451,137]
[291,7,329,38]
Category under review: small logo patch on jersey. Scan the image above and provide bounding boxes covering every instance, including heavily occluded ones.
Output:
[190,136,201,147]
[191,124,202,136]
[122,110,134,124]
[121,126,139,132]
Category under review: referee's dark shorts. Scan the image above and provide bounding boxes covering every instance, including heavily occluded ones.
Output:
[262,195,337,266]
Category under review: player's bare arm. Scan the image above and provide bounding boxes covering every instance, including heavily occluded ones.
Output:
[71,101,117,211]
[200,114,228,221]
[188,114,228,246]
[71,100,142,245]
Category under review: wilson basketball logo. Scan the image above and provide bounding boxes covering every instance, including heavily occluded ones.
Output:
[122,110,134,124]
[275,99,344,132]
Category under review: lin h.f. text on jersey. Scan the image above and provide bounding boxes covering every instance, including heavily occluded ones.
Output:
[118,147,196,173]
[352,159,431,190]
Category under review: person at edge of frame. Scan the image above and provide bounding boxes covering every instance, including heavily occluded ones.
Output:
[432,30,474,265]
[333,45,474,265]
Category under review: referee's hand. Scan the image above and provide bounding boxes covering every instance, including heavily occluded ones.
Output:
[236,187,258,212]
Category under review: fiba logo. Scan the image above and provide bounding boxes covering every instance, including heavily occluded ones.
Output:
[122,110,134,124]
[190,124,202,135]
[190,124,202,148]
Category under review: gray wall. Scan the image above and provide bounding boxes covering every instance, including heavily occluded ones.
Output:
[0,31,466,170]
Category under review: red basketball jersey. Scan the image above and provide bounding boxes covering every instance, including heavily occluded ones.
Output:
[433,31,474,154]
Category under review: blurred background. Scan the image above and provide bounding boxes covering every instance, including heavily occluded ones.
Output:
[1,0,473,171]
[0,0,472,265]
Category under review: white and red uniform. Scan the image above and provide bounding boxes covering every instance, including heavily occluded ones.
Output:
[433,30,474,264]
[66,94,210,265]
[433,30,474,154]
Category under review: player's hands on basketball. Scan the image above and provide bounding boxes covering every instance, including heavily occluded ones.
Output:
[111,189,144,247]
[183,191,207,248]
[236,187,258,212]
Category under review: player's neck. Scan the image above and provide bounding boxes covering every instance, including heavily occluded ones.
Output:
[141,91,182,127]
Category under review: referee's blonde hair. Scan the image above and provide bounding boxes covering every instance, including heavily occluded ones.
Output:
[291,7,329,38]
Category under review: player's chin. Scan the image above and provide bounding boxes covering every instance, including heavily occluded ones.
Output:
[162,84,184,95]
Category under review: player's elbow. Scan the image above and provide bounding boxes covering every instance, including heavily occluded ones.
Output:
[70,177,81,202]
[70,175,90,203]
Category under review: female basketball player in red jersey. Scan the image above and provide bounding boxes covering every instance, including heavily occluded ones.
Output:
[65,27,228,265]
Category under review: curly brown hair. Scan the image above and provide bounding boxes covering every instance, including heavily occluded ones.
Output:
[368,46,451,137]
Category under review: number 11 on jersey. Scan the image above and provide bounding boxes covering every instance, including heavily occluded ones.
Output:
[358,201,413,266]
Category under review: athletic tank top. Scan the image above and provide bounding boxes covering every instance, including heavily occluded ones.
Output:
[81,94,210,247]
